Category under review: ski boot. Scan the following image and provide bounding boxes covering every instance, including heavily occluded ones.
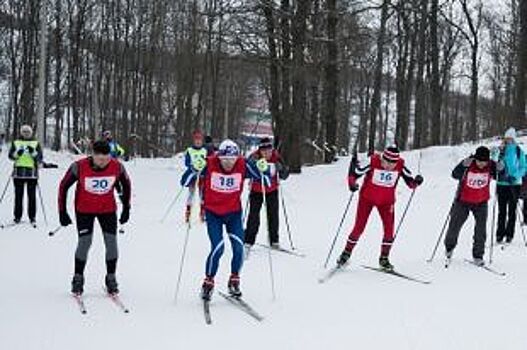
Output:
[271,242,280,250]
[379,255,394,271]
[13,218,21,224]
[473,257,485,267]
[201,277,214,301]
[71,274,85,295]
[337,250,351,267]
[185,205,191,223]
[228,274,242,298]
[105,274,119,295]
[30,218,36,228]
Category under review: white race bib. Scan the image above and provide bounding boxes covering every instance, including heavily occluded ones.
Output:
[211,172,242,193]
[466,172,489,189]
[84,176,116,195]
[372,169,398,188]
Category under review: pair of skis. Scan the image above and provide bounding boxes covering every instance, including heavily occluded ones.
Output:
[319,264,432,285]
[444,257,506,276]
[203,292,264,325]
[73,292,130,315]
[254,243,306,258]
[1,221,37,229]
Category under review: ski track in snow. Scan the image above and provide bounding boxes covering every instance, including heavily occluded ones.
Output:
[1,141,527,349]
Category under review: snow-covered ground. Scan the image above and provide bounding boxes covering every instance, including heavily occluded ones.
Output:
[1,139,527,350]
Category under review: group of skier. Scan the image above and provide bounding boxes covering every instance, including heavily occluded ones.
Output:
[4,123,527,306]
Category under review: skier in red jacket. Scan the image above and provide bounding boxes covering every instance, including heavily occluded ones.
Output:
[58,140,132,296]
[181,139,270,301]
[444,146,503,266]
[244,137,289,253]
[337,145,424,270]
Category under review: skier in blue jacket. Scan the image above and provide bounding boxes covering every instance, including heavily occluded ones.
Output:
[491,127,527,244]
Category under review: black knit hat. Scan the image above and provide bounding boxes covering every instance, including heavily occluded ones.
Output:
[92,140,111,155]
[474,146,490,162]
[259,137,273,150]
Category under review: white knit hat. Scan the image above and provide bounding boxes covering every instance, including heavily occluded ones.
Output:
[20,125,33,137]
[504,127,517,139]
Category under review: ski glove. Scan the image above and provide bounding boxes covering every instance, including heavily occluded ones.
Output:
[348,177,359,192]
[490,147,501,162]
[277,163,290,180]
[119,206,130,225]
[192,157,206,172]
[16,148,24,156]
[59,211,72,227]
[26,146,35,154]
[462,157,473,167]
[256,158,269,172]
[414,175,424,186]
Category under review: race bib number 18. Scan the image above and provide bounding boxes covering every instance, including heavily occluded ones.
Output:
[211,172,242,193]
[372,169,398,188]
[85,176,116,195]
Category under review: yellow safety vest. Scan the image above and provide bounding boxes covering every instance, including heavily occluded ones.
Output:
[186,147,207,163]
[13,140,39,168]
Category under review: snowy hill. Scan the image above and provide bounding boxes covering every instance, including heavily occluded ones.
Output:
[1,140,527,350]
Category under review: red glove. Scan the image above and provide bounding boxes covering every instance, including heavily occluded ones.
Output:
[348,176,359,192]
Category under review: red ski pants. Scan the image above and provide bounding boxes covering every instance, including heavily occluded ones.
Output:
[345,197,395,256]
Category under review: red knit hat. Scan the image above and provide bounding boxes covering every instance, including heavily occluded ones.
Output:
[382,145,400,163]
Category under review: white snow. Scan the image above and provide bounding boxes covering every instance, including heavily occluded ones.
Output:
[1,139,527,350]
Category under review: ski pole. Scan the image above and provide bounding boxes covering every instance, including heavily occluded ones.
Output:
[516,205,527,247]
[394,189,416,241]
[395,149,423,240]
[261,174,276,301]
[279,186,295,250]
[174,173,201,304]
[0,177,11,204]
[174,222,192,304]
[323,192,354,268]
[160,186,185,223]
[242,180,253,225]
[37,183,48,226]
[426,207,452,263]
[489,189,498,265]
[48,225,62,237]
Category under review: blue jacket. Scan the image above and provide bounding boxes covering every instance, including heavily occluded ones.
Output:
[497,143,526,186]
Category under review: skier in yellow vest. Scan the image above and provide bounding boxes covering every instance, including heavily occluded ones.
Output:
[182,130,209,222]
[8,125,43,225]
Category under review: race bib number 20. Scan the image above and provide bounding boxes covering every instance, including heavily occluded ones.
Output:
[84,176,116,195]
[372,169,399,188]
[211,172,242,193]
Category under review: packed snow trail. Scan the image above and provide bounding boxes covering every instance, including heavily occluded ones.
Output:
[1,142,527,349]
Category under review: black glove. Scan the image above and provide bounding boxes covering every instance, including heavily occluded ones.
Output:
[119,206,130,225]
[16,148,24,156]
[278,166,290,180]
[414,175,424,186]
[349,183,359,192]
[27,146,34,154]
[59,211,72,227]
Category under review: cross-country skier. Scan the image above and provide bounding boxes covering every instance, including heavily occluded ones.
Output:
[491,128,526,244]
[8,125,43,225]
[244,137,290,254]
[58,140,132,296]
[103,130,126,159]
[444,146,504,266]
[181,130,209,222]
[336,145,424,271]
[181,139,270,301]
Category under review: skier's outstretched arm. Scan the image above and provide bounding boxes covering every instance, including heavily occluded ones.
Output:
[117,163,132,207]
[401,165,424,189]
[58,163,79,213]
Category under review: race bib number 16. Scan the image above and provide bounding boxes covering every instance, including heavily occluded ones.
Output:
[211,172,242,193]
[85,176,116,195]
[372,169,398,188]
